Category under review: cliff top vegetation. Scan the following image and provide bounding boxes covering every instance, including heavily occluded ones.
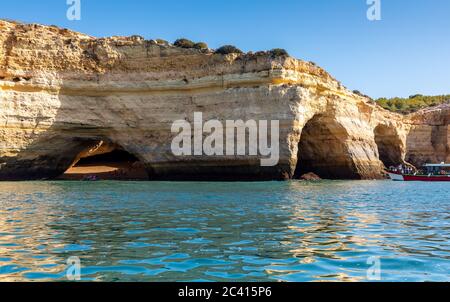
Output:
[376,94,450,114]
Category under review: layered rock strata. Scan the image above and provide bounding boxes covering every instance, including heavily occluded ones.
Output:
[406,104,450,166]
[0,20,448,180]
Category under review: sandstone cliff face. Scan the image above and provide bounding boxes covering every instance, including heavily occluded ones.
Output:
[406,104,450,166]
[0,20,446,180]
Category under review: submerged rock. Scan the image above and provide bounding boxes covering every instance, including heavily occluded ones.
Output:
[300,173,322,181]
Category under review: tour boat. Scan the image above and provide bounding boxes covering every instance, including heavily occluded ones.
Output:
[388,163,450,181]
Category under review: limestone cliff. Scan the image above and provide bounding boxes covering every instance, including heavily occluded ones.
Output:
[0,20,446,180]
[406,104,450,166]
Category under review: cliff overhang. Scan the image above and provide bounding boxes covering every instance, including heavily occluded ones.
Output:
[0,20,448,180]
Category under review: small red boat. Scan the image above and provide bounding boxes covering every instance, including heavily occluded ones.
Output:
[388,163,450,182]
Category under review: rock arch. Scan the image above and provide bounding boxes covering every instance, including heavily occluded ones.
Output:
[294,114,359,179]
[374,124,403,168]
[58,139,149,180]
[0,136,103,180]
[0,132,149,180]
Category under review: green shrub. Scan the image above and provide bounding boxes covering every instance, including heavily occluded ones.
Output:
[376,94,450,114]
[215,45,243,55]
[155,39,169,45]
[174,38,195,48]
[269,48,289,57]
[194,42,208,50]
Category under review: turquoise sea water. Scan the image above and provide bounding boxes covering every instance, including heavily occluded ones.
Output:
[0,180,449,282]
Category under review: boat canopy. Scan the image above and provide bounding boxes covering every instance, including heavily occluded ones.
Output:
[424,163,450,174]
[424,163,450,167]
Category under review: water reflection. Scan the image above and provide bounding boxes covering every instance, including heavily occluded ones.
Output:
[0,181,449,282]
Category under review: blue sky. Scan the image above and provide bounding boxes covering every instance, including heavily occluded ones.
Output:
[1,0,449,98]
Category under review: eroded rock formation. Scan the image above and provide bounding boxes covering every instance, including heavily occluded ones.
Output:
[0,20,448,180]
[406,104,450,166]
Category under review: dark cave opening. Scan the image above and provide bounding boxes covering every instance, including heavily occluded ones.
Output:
[75,149,140,165]
[294,115,358,179]
[374,125,403,168]
[59,144,148,181]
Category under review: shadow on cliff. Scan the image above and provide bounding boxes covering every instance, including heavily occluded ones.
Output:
[294,114,360,179]
[293,114,405,180]
[0,82,152,180]
[1,99,407,181]
[1,84,406,181]
[406,124,450,166]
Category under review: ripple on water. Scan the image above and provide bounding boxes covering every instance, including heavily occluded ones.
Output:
[81,265,168,277]
[53,244,92,253]
[23,271,65,280]
[0,180,449,281]
[182,238,213,244]
[0,265,29,275]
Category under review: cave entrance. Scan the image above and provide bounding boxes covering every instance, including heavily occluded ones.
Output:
[374,125,403,168]
[294,114,358,179]
[59,141,149,180]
